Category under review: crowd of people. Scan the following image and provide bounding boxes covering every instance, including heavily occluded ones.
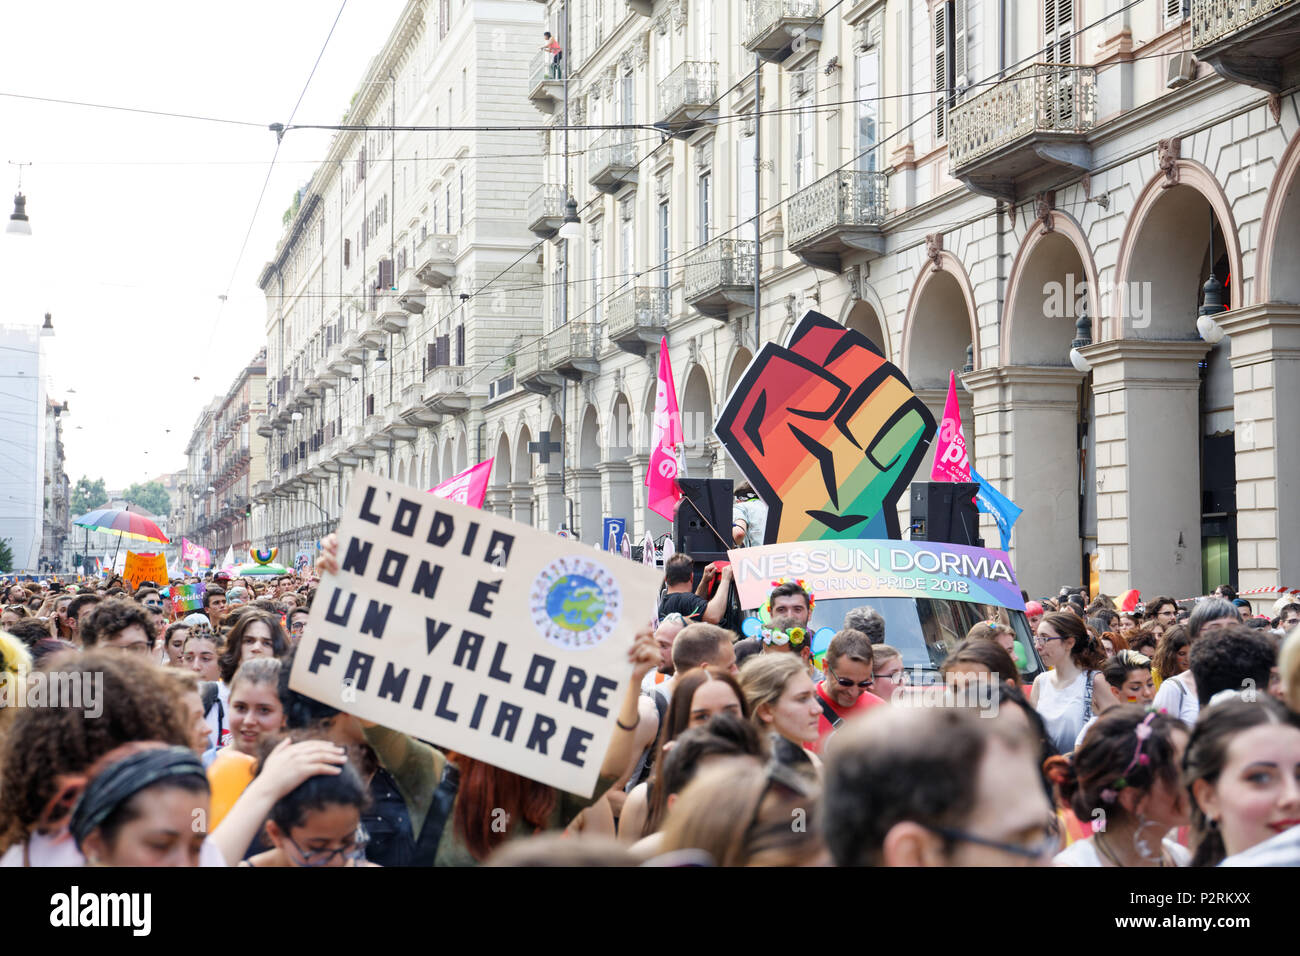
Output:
[0,551,1297,868]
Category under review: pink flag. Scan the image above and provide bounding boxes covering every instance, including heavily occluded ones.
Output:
[181,537,211,567]
[646,337,684,521]
[429,458,494,509]
[929,370,972,482]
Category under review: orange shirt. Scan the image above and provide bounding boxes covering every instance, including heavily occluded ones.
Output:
[207,748,256,829]
[809,680,886,754]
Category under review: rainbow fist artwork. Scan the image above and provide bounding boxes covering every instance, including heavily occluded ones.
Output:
[714,311,936,542]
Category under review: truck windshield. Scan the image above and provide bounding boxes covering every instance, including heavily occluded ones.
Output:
[806,596,1043,683]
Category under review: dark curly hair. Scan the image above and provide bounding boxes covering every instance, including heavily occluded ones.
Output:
[0,649,190,852]
[80,597,156,648]
[217,610,290,684]
[277,645,341,729]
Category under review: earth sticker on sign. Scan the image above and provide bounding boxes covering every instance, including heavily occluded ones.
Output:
[530,556,622,651]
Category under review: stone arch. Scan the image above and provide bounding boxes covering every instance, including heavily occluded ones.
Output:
[455,426,469,474]
[493,432,511,486]
[1258,129,1300,305]
[396,458,407,486]
[425,446,439,488]
[900,252,980,388]
[1113,163,1244,340]
[579,404,601,468]
[839,298,890,361]
[680,362,713,471]
[515,423,533,483]
[609,391,634,458]
[1001,212,1099,366]
[722,348,753,481]
[441,436,454,483]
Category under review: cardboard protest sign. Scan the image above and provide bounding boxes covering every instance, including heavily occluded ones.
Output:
[714,311,935,542]
[124,552,169,591]
[289,472,663,796]
[728,539,1026,611]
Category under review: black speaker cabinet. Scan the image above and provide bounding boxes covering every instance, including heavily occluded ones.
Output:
[673,477,733,565]
[910,481,983,548]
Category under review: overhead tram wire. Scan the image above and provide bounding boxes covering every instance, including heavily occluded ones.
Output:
[274,0,1187,403]
[202,0,350,353]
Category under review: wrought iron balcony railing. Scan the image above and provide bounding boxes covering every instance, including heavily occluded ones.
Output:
[786,170,888,250]
[947,63,1097,171]
[1192,0,1296,47]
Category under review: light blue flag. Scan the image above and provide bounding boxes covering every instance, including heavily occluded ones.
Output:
[970,467,1022,553]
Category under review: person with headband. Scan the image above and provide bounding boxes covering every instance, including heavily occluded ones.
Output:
[1045,708,1191,867]
[70,743,212,867]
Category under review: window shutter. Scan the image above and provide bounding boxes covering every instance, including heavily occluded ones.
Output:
[366,393,374,416]
[934,1,949,141]
[455,325,465,366]
[378,258,393,290]
[343,238,351,268]
[953,0,967,94]
[426,343,436,373]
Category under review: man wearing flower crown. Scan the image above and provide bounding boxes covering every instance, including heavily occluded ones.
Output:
[767,580,812,630]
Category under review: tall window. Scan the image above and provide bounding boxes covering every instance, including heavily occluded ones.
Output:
[459,172,465,228]
[621,71,634,124]
[621,213,634,281]
[1044,0,1075,64]
[590,235,602,325]
[657,199,670,292]
[738,126,756,226]
[856,50,880,172]
[552,244,566,331]
[444,184,452,233]
[697,170,712,245]
[933,1,967,140]
[793,88,815,190]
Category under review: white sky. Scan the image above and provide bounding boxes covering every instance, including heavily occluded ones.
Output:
[0,0,407,489]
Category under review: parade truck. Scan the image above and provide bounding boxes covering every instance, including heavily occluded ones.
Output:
[723,538,1045,686]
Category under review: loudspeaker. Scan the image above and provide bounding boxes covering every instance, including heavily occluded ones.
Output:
[910,481,983,547]
[674,478,733,566]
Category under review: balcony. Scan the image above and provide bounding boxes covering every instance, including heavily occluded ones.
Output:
[424,365,486,414]
[1192,0,1300,91]
[383,402,419,442]
[527,184,567,239]
[341,328,366,365]
[318,437,343,472]
[255,415,273,438]
[947,63,1096,202]
[401,380,441,425]
[607,286,669,355]
[253,480,271,499]
[743,0,822,64]
[527,49,566,115]
[378,294,410,334]
[346,425,377,460]
[684,238,756,320]
[359,309,386,348]
[326,344,351,377]
[588,130,638,194]
[547,322,601,379]
[415,234,456,289]
[656,61,719,138]
[515,337,562,395]
[786,170,888,273]
[398,282,426,315]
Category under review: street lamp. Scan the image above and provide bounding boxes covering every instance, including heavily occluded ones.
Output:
[7,193,31,236]
[1197,209,1228,345]
[1069,304,1093,373]
[40,313,53,338]
[557,196,581,241]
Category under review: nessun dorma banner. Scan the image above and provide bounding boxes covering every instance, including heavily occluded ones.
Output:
[290,472,663,796]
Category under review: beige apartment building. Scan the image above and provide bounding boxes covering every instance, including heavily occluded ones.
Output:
[254,0,1300,600]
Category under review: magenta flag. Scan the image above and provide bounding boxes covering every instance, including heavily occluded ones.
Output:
[929,370,972,482]
[429,458,494,509]
[181,537,211,567]
[646,338,685,521]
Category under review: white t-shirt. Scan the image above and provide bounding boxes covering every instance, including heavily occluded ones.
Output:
[1219,825,1300,866]
[1152,672,1199,726]
[1036,670,1089,756]
[1054,835,1190,867]
[0,830,227,867]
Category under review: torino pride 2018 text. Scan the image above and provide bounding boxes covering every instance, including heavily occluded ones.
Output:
[291,472,662,796]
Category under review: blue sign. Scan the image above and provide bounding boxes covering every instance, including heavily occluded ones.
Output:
[602,518,627,553]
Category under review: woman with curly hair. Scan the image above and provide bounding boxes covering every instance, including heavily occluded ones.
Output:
[0,650,214,866]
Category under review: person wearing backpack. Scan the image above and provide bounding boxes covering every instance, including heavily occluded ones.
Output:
[1030,612,1110,756]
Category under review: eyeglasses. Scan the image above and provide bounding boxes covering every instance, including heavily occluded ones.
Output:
[874,668,908,684]
[826,662,873,689]
[743,759,815,848]
[284,825,369,867]
[289,620,307,632]
[1033,634,1066,647]
[921,817,1061,862]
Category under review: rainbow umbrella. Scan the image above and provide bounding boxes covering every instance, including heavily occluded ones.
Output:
[73,508,171,574]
